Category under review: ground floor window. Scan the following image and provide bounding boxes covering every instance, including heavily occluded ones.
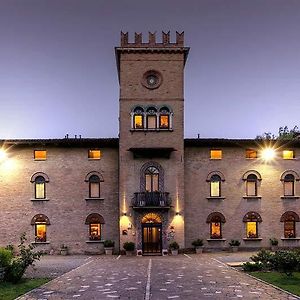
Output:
[31,214,50,243]
[85,213,105,241]
[246,221,258,238]
[206,212,226,239]
[243,211,262,238]
[280,211,299,238]
[89,223,101,240]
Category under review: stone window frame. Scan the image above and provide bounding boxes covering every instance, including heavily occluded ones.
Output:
[280,170,300,199]
[243,211,262,239]
[280,211,300,238]
[31,214,50,243]
[206,212,226,239]
[242,170,262,199]
[140,161,164,192]
[206,171,225,199]
[85,171,104,200]
[85,213,105,242]
[30,172,50,201]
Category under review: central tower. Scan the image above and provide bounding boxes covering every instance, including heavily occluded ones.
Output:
[116,32,189,254]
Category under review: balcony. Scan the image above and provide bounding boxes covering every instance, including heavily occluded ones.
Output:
[132,192,171,209]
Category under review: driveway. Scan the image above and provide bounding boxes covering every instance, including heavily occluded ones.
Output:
[19,253,299,300]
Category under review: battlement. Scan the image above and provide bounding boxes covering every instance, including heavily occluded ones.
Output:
[120,31,184,47]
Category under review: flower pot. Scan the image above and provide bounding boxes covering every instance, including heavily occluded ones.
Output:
[60,249,68,256]
[195,247,203,254]
[125,250,134,256]
[105,247,114,255]
[171,249,178,255]
[230,246,239,252]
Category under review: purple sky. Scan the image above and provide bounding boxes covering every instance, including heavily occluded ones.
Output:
[1,0,300,139]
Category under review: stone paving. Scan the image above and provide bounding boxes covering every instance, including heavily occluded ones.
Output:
[19,254,299,300]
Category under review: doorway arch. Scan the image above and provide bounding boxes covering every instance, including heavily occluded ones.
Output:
[142,213,162,254]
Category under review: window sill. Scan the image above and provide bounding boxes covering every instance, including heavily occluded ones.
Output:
[88,158,101,161]
[85,197,104,201]
[31,242,50,245]
[86,240,104,243]
[243,196,262,200]
[34,159,47,161]
[30,198,50,201]
[209,158,222,160]
[243,238,262,241]
[130,129,173,132]
[207,238,226,242]
[206,197,225,200]
[281,196,299,199]
[281,237,300,241]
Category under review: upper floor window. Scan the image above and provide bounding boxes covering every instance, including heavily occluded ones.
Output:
[245,149,257,159]
[280,211,299,238]
[85,171,104,199]
[242,170,262,197]
[206,212,226,239]
[31,214,50,243]
[133,107,144,129]
[88,149,101,159]
[34,150,46,160]
[145,166,159,192]
[85,213,105,241]
[283,150,294,159]
[210,149,222,159]
[140,161,164,192]
[243,212,262,238]
[159,107,170,129]
[146,107,157,129]
[30,172,50,200]
[280,170,299,197]
[206,171,225,198]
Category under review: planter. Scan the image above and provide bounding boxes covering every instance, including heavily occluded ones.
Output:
[195,246,203,254]
[125,250,134,256]
[171,249,178,255]
[230,246,239,252]
[60,249,68,256]
[104,247,114,255]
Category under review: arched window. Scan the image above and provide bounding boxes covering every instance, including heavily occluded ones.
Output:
[146,107,157,129]
[206,212,226,239]
[210,175,221,197]
[85,213,105,241]
[159,107,170,129]
[30,172,50,200]
[85,172,104,199]
[280,211,299,238]
[145,166,159,192]
[133,106,144,129]
[280,170,299,197]
[246,174,258,196]
[31,214,50,243]
[243,212,262,238]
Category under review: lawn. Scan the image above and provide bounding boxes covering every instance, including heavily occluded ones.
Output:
[250,272,300,296]
[0,278,49,300]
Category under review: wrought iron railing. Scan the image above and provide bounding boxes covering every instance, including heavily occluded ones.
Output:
[132,192,171,208]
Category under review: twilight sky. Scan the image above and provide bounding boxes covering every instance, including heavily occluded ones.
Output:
[0,0,300,139]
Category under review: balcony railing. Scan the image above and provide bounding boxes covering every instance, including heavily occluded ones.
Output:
[132,192,171,208]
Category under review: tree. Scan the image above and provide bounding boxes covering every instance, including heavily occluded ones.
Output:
[256,126,299,140]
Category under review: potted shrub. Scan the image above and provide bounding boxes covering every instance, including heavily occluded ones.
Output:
[104,240,114,255]
[192,239,204,254]
[123,242,135,255]
[169,241,179,255]
[229,240,240,252]
[60,244,68,256]
[270,238,279,251]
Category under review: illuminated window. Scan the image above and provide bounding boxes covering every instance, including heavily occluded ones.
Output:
[210,175,221,197]
[34,150,46,160]
[31,214,50,243]
[207,212,226,239]
[283,150,294,159]
[210,150,222,159]
[246,174,257,196]
[85,213,105,241]
[284,174,295,196]
[245,149,257,159]
[133,106,144,129]
[88,149,101,159]
[145,166,159,192]
[35,176,46,199]
[89,175,100,198]
[159,107,170,129]
[281,211,299,238]
[243,212,262,238]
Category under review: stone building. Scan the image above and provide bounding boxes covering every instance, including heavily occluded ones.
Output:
[0,32,299,254]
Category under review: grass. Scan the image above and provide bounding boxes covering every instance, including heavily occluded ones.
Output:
[250,271,300,296]
[0,278,49,300]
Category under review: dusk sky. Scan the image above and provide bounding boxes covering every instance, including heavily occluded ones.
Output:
[1,0,300,139]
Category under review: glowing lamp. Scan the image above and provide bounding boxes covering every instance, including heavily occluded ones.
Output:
[261,148,275,161]
[0,149,7,161]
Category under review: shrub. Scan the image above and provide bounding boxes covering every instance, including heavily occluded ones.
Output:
[242,262,263,272]
[192,239,203,247]
[272,251,299,276]
[169,241,179,250]
[269,238,279,246]
[104,240,115,248]
[123,242,135,251]
[250,249,274,271]
[5,233,42,283]
[0,248,13,268]
[229,240,241,247]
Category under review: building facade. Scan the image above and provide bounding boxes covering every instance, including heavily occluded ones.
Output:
[0,32,299,254]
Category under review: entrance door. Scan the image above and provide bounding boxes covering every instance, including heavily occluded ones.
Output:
[141,213,162,254]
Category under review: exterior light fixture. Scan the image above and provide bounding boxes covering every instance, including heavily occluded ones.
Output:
[261,148,275,161]
[122,212,127,216]
[0,149,7,161]
[175,212,180,216]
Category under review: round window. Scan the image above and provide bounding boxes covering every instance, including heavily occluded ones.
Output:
[142,70,162,89]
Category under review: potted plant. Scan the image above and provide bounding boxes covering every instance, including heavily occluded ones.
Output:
[192,239,204,254]
[104,240,114,255]
[269,238,279,251]
[60,244,68,256]
[169,241,179,255]
[229,240,240,252]
[123,242,135,255]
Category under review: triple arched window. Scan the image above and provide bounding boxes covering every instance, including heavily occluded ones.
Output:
[132,106,173,130]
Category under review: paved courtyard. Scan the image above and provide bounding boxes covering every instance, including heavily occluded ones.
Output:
[19,253,299,300]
